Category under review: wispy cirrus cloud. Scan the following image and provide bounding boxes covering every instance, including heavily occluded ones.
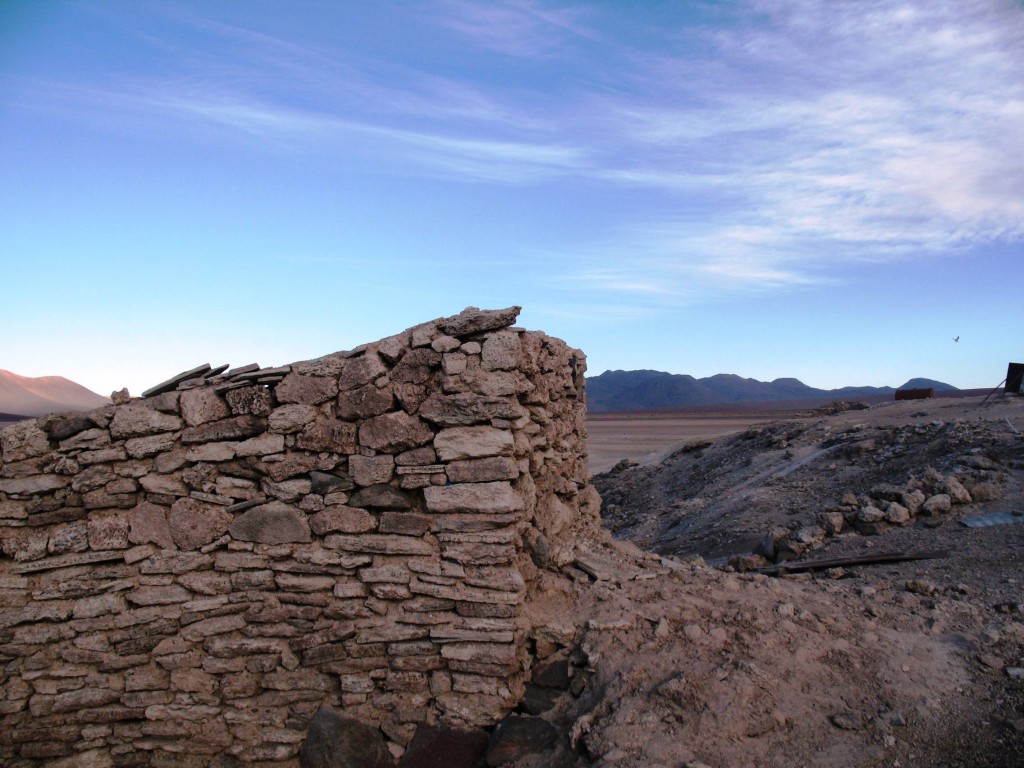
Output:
[428,0,594,57]
[13,0,1024,305]
[560,0,1024,299]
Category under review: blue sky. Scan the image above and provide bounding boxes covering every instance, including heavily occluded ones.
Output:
[2,0,1023,397]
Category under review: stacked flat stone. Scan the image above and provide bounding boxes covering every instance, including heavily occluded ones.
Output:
[0,306,601,766]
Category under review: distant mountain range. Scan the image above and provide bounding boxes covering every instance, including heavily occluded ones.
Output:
[0,365,962,420]
[0,370,109,419]
[586,370,958,413]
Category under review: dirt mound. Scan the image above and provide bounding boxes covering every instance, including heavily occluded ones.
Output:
[537,395,1024,767]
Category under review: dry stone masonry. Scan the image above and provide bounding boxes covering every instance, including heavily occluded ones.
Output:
[0,307,601,766]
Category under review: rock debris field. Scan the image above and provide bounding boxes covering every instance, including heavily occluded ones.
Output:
[587,393,1024,767]
[2,304,1023,768]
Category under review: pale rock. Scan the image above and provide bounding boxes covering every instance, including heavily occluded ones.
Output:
[181,415,266,445]
[324,534,434,556]
[125,433,177,459]
[291,351,349,377]
[73,592,127,619]
[350,454,395,486]
[359,411,434,452]
[921,494,952,516]
[275,373,338,405]
[264,452,322,481]
[180,613,247,641]
[155,449,188,474]
[445,457,519,483]
[418,393,524,427]
[434,426,514,461]
[437,306,520,337]
[359,564,411,583]
[309,506,377,535]
[139,472,188,496]
[262,477,313,502]
[267,403,320,434]
[463,370,531,398]
[943,475,972,504]
[396,446,438,466]
[59,427,110,452]
[51,687,121,713]
[276,573,335,592]
[1,420,51,462]
[109,405,183,439]
[177,571,231,595]
[431,334,462,352]
[424,482,523,515]
[78,446,128,466]
[481,330,522,371]
[884,502,911,525]
[180,387,230,426]
[377,333,408,363]
[858,505,886,523]
[230,500,312,544]
[236,432,287,457]
[0,474,68,496]
[185,442,237,462]
[902,489,926,515]
[442,352,468,375]
[171,667,217,695]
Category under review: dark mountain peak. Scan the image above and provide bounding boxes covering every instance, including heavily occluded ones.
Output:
[586,368,959,413]
[899,378,958,392]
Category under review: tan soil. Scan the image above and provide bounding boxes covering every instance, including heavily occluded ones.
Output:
[523,394,1024,768]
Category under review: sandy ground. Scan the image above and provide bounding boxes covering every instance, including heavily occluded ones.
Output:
[520,394,1024,768]
[586,413,779,474]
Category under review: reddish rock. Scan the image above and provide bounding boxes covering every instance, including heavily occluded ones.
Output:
[359,412,433,452]
[127,501,175,549]
[337,384,395,420]
[167,498,233,550]
[230,501,312,544]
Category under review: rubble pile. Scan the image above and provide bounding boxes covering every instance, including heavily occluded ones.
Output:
[744,465,998,569]
[0,307,601,766]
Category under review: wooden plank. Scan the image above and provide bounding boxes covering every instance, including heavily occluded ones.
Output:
[758,549,948,576]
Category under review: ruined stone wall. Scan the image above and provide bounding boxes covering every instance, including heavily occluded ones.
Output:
[0,307,600,766]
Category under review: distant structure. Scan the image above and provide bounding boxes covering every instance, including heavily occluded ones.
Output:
[1006,363,1024,394]
[895,387,935,401]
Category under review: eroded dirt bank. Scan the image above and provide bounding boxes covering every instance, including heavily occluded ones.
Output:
[533,395,1024,767]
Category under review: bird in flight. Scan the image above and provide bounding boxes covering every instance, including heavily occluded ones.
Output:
[953,336,959,342]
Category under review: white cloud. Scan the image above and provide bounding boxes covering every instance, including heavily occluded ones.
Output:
[429,0,594,57]
[13,0,1023,302]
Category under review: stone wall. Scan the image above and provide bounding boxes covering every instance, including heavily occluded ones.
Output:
[0,307,600,766]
